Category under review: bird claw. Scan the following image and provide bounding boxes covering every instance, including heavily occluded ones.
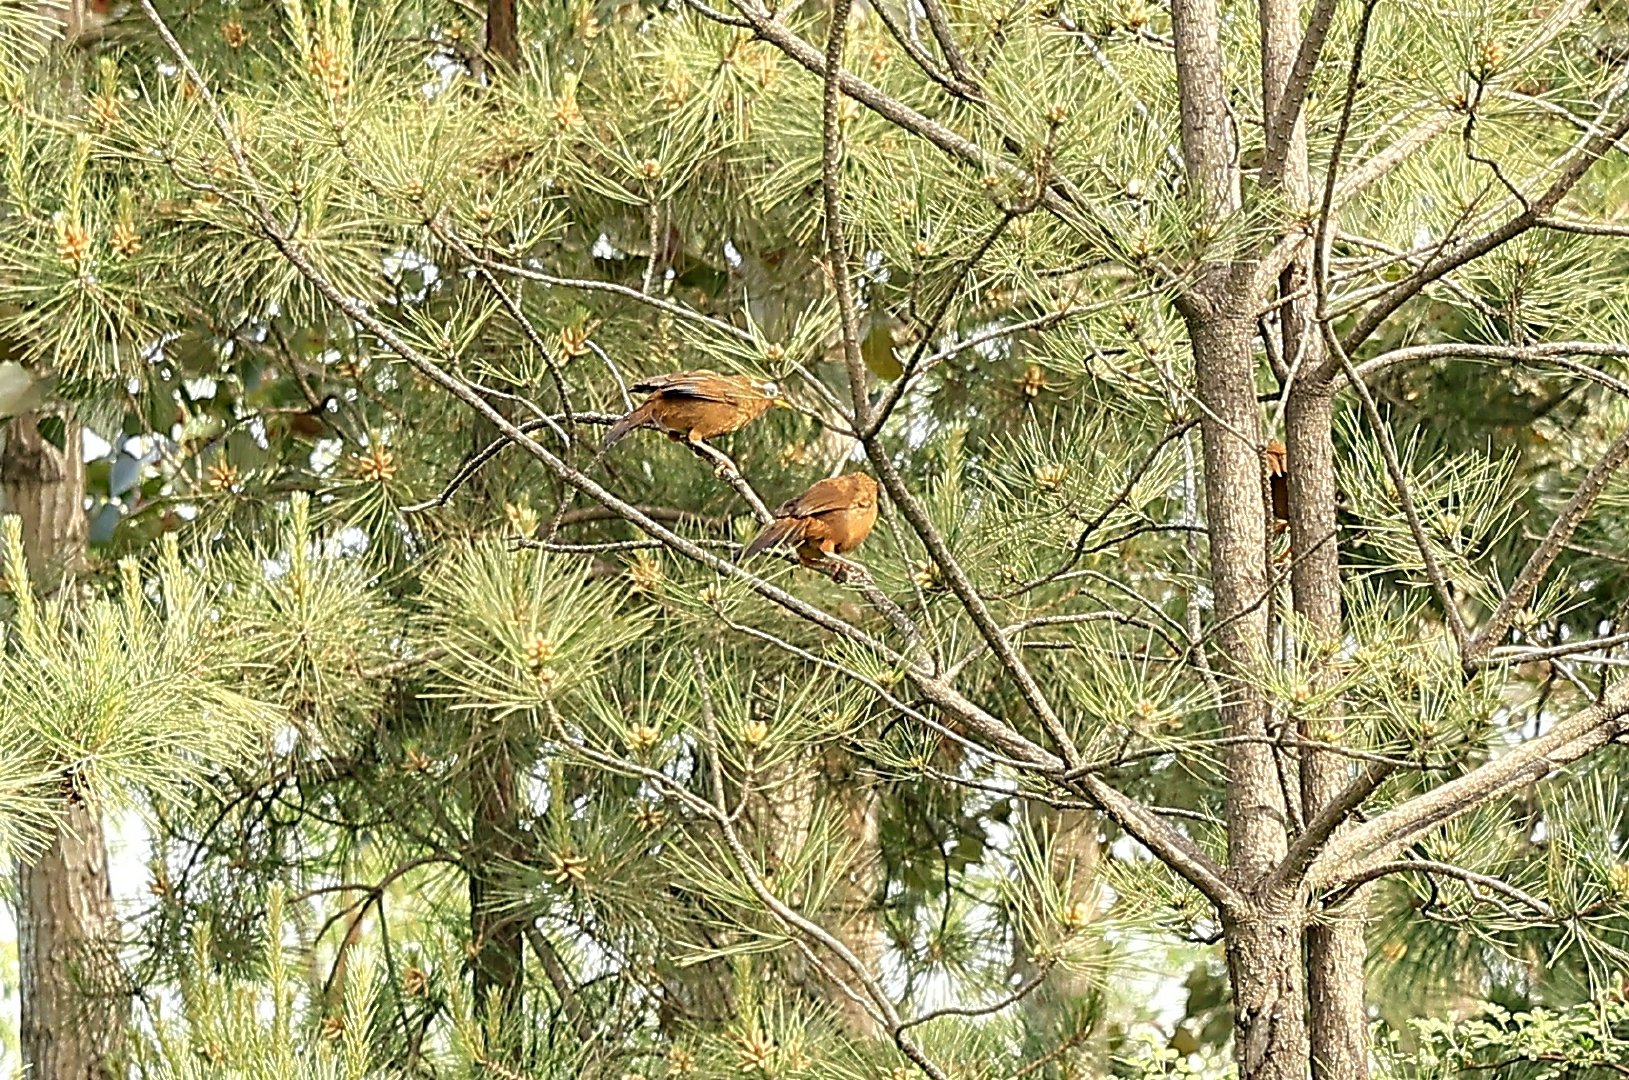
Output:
[825,557,871,584]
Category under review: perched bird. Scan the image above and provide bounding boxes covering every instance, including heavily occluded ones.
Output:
[741,473,879,570]
[1264,438,1289,528]
[602,371,788,448]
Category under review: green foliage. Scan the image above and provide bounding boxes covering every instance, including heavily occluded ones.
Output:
[0,516,281,861]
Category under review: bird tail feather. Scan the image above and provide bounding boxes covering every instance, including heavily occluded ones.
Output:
[602,402,654,448]
[741,519,799,562]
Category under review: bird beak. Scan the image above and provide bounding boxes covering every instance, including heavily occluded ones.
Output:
[773,397,792,410]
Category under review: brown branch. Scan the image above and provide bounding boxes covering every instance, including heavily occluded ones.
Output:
[1309,679,1629,890]
[1257,0,1341,189]
[1327,858,1555,919]
[1331,103,1629,362]
[819,0,872,433]
[1466,424,1629,662]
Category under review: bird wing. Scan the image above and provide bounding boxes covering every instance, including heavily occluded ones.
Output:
[777,477,862,520]
[629,371,747,403]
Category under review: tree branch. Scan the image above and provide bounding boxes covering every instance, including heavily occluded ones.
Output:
[1308,680,1629,890]
[1466,423,1629,662]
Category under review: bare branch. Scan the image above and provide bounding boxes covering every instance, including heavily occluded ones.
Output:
[1309,680,1629,890]
[1331,102,1629,361]
[1328,858,1556,919]
[1466,424,1629,661]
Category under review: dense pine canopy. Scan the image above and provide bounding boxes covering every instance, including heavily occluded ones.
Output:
[5,1,1629,1077]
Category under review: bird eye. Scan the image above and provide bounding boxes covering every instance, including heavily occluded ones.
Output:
[762,381,779,396]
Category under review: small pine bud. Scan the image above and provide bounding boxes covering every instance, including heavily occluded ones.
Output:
[667,1046,697,1074]
[221,19,250,49]
[402,966,429,997]
[1380,939,1407,962]
[632,802,667,830]
[546,850,589,887]
[505,501,540,537]
[89,93,117,125]
[350,444,397,483]
[733,1030,775,1071]
[553,94,585,130]
[558,320,598,358]
[1060,900,1091,931]
[913,561,944,591]
[637,158,662,180]
[1607,862,1629,901]
[109,222,142,257]
[523,633,557,670]
[320,1016,344,1041]
[764,342,786,363]
[206,460,240,492]
[626,723,660,754]
[1034,462,1068,491]
[741,720,769,748]
[627,553,663,592]
[1017,364,1048,399]
[55,218,92,265]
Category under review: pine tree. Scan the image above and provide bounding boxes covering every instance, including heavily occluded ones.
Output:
[7,1,1629,1079]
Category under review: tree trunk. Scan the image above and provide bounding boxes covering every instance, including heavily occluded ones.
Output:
[1287,388,1371,1080]
[1225,908,1309,1080]
[468,734,525,1024]
[5,412,128,1080]
[823,764,884,1037]
[1014,806,1103,1073]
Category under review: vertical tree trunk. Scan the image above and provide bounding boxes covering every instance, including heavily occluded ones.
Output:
[824,770,884,1036]
[468,733,525,1025]
[1256,0,1374,1056]
[759,751,887,1036]
[485,0,518,69]
[1014,806,1103,1072]
[1225,908,1309,1080]
[1288,388,1371,1080]
[5,411,128,1080]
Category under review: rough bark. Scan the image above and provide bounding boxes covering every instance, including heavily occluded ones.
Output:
[468,734,525,1024]
[823,759,885,1037]
[485,0,518,69]
[1014,806,1103,1073]
[1261,0,1371,1066]
[5,412,128,1080]
[1225,908,1310,1080]
[757,749,886,1036]
[1287,388,1371,1080]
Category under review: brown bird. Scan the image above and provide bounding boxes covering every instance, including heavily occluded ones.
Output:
[602,370,788,448]
[1264,438,1289,531]
[741,472,879,570]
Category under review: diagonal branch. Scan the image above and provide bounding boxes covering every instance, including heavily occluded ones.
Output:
[1257,0,1340,190]
[1329,103,1629,363]
[1465,423,1629,662]
[1326,858,1556,919]
[1308,679,1629,890]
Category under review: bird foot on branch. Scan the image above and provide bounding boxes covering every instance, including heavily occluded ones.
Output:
[822,557,871,584]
